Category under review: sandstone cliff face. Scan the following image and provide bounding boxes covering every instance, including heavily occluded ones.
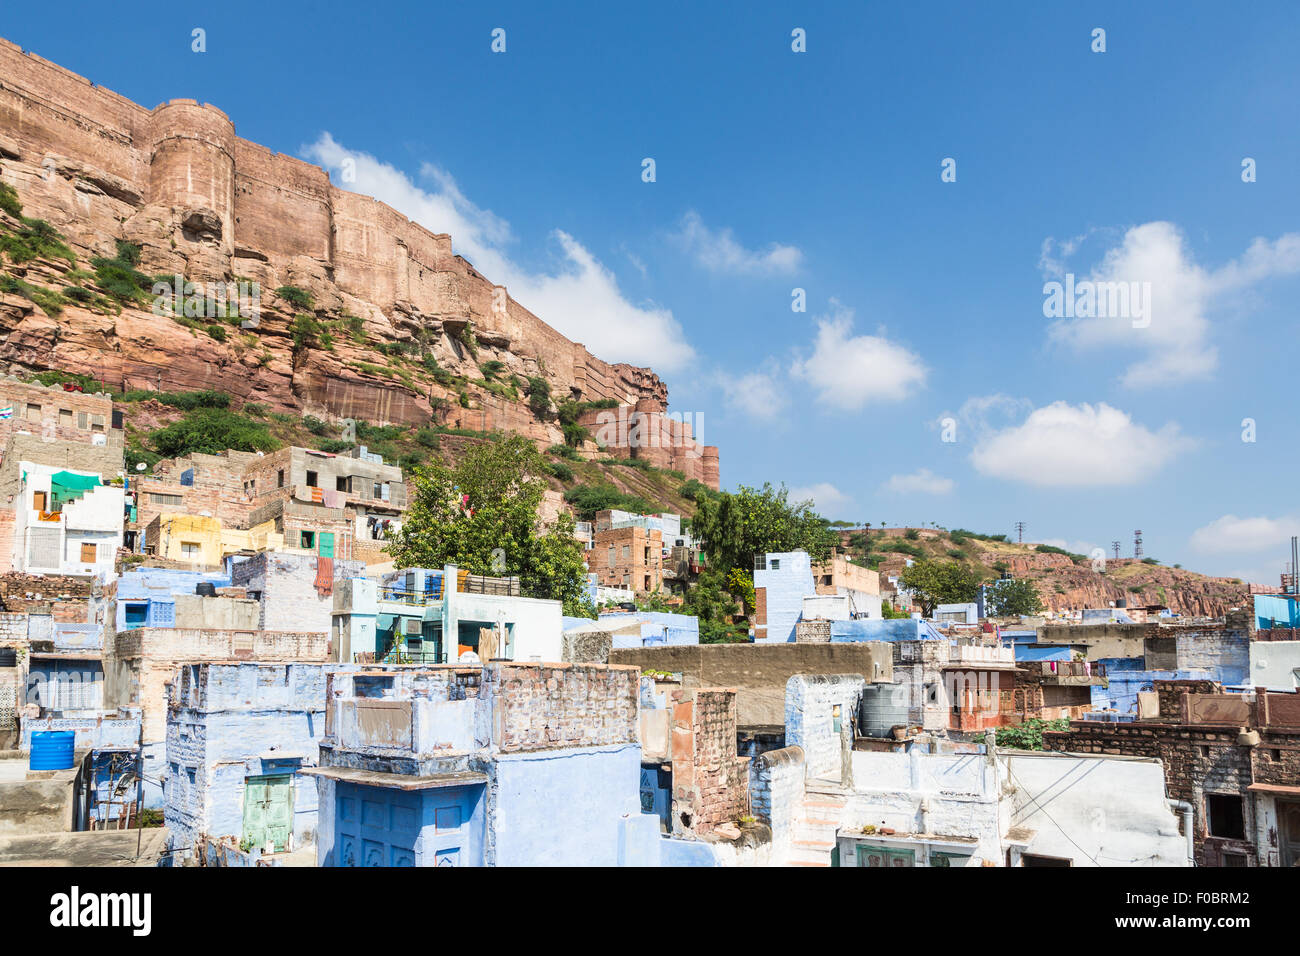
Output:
[0,38,718,486]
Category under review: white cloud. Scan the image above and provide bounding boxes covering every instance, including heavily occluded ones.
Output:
[1045,221,1300,387]
[672,211,802,276]
[303,133,695,372]
[969,400,1191,487]
[718,366,787,421]
[1189,514,1300,554]
[788,482,854,516]
[882,468,955,495]
[790,302,927,411]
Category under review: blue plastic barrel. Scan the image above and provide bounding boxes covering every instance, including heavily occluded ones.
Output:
[30,731,75,770]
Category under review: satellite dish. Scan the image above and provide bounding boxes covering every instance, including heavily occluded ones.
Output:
[135,462,146,472]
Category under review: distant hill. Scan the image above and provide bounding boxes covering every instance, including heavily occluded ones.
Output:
[836,526,1252,618]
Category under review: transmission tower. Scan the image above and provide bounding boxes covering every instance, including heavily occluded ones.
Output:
[1014,521,1025,543]
[1111,541,1121,561]
[1134,530,1143,560]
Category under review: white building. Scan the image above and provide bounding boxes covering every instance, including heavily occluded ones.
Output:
[11,462,124,580]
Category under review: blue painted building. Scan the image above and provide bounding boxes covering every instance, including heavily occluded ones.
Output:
[115,567,231,631]
[829,618,944,642]
[310,662,666,866]
[598,610,700,648]
[754,551,816,643]
[164,661,334,864]
[1255,593,1300,631]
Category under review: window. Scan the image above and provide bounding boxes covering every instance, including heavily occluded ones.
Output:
[277,469,285,488]
[754,554,767,571]
[150,493,184,506]
[32,490,46,512]
[79,542,97,563]
[300,531,316,549]
[180,542,201,557]
[1206,794,1245,840]
[622,545,630,560]
[373,481,383,499]
[90,415,104,433]
[25,403,40,422]
[771,558,781,570]
[59,408,73,427]
[306,470,318,488]
[76,411,88,429]
[336,475,350,492]
[607,546,615,569]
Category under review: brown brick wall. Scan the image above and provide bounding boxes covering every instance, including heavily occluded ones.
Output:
[589,526,663,593]
[669,687,749,836]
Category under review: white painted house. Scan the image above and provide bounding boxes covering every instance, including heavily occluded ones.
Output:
[12,462,124,581]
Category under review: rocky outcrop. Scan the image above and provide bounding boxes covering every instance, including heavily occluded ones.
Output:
[0,37,719,485]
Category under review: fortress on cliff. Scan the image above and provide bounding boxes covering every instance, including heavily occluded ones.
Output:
[0,38,718,487]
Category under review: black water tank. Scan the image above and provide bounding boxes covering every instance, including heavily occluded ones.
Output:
[0,648,16,667]
[195,582,217,597]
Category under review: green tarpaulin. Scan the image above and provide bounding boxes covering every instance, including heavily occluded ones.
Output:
[49,470,101,508]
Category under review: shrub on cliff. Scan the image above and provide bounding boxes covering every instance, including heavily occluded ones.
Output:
[0,182,22,218]
[2,216,77,265]
[275,285,313,310]
[149,407,279,458]
[90,241,151,305]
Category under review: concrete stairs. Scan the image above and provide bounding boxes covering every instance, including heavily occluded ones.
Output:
[787,791,847,867]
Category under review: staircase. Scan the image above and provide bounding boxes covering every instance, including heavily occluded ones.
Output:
[787,790,847,866]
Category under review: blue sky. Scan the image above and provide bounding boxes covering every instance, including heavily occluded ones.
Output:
[7,2,1300,582]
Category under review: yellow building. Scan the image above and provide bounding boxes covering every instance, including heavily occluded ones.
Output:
[146,513,286,566]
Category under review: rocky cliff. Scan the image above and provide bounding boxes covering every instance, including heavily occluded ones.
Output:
[842,527,1251,618]
[0,37,718,487]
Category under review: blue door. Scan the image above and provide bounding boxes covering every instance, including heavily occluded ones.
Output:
[335,783,419,867]
[334,783,482,867]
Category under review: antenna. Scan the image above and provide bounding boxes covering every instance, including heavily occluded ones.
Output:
[1134,530,1143,561]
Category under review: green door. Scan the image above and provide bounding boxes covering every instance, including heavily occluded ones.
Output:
[243,775,294,853]
[856,844,915,867]
[319,532,335,558]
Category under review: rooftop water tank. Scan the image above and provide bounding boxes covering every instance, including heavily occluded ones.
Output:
[30,731,75,771]
[858,683,910,739]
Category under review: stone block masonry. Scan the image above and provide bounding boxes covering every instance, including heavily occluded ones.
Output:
[668,687,749,837]
[482,662,640,753]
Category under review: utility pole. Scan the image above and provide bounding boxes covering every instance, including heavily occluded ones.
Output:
[1014,521,1025,544]
[1134,530,1143,561]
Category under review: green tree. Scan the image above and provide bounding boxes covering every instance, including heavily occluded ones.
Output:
[985,577,1043,617]
[899,559,982,617]
[691,482,835,582]
[385,435,591,614]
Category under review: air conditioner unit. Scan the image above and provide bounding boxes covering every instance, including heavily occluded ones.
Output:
[402,618,422,636]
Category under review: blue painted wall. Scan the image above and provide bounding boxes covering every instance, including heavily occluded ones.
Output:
[1090,658,1209,714]
[1256,593,1300,630]
[490,743,643,866]
[830,618,940,642]
[754,551,814,643]
[600,610,700,647]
